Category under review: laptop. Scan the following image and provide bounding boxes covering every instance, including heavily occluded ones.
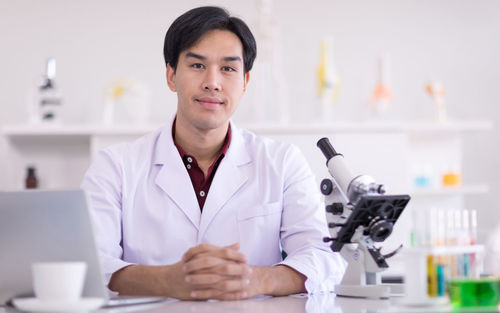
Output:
[0,189,165,307]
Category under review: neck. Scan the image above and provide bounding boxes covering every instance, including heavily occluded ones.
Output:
[174,116,228,165]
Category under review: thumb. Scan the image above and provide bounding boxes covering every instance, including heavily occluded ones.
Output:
[225,242,240,250]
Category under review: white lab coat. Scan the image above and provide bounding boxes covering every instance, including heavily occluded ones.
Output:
[81,118,346,293]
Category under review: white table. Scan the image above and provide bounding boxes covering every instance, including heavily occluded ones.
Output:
[1,293,466,313]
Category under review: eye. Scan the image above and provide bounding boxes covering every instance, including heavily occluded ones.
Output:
[222,66,236,72]
[191,63,205,69]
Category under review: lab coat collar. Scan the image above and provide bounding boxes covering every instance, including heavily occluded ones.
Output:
[198,120,251,239]
[153,116,251,234]
[153,118,201,230]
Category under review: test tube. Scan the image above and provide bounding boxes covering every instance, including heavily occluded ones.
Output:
[469,209,478,278]
[470,209,477,245]
[437,209,446,246]
[445,210,456,246]
[461,209,470,245]
[429,208,438,246]
[427,255,438,297]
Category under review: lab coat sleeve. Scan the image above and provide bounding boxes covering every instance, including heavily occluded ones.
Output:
[80,146,134,285]
[278,145,346,293]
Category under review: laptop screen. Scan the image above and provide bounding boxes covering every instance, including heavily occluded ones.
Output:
[0,190,108,304]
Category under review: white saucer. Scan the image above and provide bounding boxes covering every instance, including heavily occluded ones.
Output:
[13,297,105,312]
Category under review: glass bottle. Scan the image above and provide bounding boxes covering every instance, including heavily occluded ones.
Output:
[25,166,38,189]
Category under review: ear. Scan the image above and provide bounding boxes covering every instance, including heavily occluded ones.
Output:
[243,71,250,92]
[166,63,177,92]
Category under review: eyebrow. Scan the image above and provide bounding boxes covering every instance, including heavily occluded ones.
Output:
[185,52,206,61]
[185,52,242,63]
[222,56,242,62]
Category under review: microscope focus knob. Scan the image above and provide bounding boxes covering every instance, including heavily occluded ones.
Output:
[326,203,344,215]
[320,179,333,195]
[377,184,386,194]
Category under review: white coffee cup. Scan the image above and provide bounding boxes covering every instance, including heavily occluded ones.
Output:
[32,262,87,303]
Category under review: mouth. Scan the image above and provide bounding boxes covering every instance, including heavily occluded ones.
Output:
[195,96,224,110]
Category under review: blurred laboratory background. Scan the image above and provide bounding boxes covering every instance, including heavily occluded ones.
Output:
[1,0,499,275]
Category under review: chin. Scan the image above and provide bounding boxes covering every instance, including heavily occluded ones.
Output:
[194,117,227,131]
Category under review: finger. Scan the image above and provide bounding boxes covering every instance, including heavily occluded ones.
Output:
[226,242,240,250]
[212,263,253,277]
[216,291,249,301]
[185,250,247,270]
[183,255,227,274]
[212,277,250,292]
[190,289,224,300]
[186,267,251,289]
[194,247,248,264]
[185,273,222,285]
[184,256,251,275]
[190,289,248,300]
[183,243,241,263]
[182,243,219,262]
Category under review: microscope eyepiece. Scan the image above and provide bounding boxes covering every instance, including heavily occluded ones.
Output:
[317,137,341,161]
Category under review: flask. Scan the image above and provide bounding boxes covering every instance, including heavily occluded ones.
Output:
[25,166,38,189]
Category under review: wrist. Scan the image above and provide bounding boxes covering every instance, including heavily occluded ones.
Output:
[252,265,307,296]
[250,266,275,296]
[109,264,172,297]
[160,263,177,296]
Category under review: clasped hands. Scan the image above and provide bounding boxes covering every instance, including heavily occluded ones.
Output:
[173,242,259,301]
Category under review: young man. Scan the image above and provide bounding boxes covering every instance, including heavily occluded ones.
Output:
[81,6,345,301]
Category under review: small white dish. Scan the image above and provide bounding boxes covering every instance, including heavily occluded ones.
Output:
[13,297,105,312]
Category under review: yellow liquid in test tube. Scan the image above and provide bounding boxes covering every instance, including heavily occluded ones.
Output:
[427,255,438,297]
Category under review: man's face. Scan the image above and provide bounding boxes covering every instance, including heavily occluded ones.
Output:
[167,29,249,132]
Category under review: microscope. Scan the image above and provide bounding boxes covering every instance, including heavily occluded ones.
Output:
[317,138,410,298]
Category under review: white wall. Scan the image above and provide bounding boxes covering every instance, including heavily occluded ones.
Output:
[1,0,499,243]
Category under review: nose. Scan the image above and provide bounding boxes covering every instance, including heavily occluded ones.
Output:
[202,67,221,92]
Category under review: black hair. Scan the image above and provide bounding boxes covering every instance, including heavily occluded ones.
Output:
[163,6,257,74]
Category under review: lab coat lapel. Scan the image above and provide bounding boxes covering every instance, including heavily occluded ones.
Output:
[199,124,251,239]
[153,124,201,230]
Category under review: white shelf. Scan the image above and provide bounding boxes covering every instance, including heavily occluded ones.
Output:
[1,124,163,137]
[404,245,484,256]
[2,120,493,137]
[244,120,493,134]
[410,184,490,196]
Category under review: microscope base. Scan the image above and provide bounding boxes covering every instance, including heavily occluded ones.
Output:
[334,284,390,299]
[384,283,405,296]
[334,283,405,299]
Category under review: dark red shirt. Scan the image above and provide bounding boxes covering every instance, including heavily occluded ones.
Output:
[172,121,231,211]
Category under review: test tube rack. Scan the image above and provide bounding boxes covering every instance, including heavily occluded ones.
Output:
[398,245,484,307]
